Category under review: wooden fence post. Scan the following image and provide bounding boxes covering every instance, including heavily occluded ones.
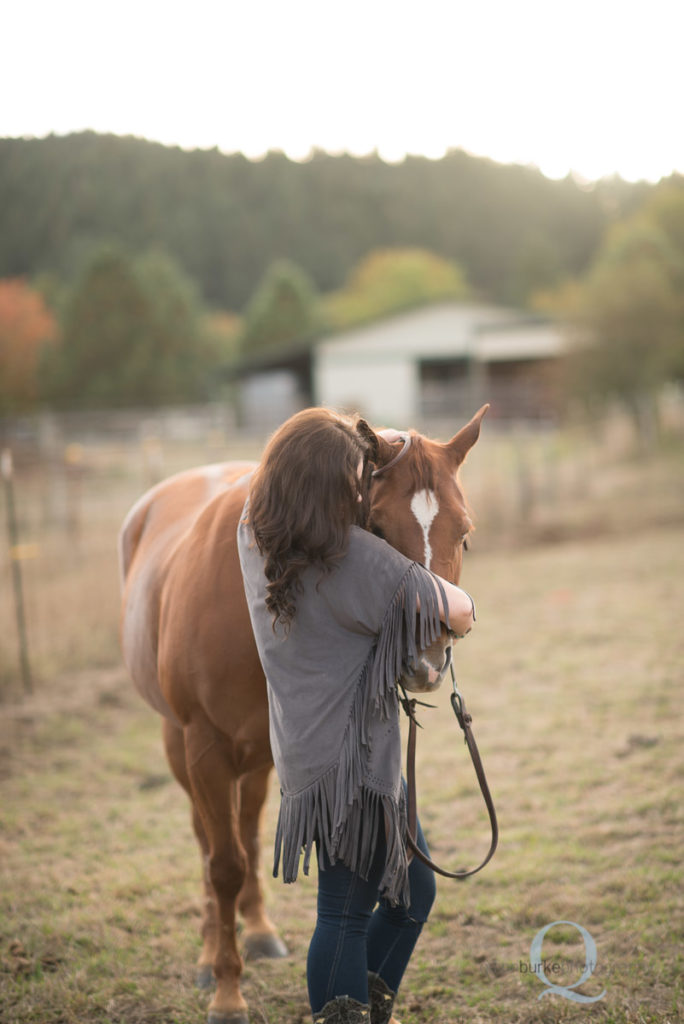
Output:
[64,443,84,549]
[1,449,33,696]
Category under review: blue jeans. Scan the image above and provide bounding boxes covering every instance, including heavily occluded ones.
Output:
[307,805,436,1013]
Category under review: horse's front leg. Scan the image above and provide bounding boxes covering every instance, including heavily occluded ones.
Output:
[185,717,249,1024]
[238,764,288,960]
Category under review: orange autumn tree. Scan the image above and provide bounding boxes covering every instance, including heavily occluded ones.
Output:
[0,279,57,415]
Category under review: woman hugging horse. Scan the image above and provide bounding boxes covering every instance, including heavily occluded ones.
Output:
[238,408,476,1024]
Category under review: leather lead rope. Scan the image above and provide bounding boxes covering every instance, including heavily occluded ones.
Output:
[400,670,499,879]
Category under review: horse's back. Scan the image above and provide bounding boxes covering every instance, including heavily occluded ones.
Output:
[118,461,255,583]
[119,461,256,722]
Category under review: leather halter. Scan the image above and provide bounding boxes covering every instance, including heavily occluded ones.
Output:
[372,432,412,478]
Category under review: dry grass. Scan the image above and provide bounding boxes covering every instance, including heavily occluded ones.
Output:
[1,427,683,1023]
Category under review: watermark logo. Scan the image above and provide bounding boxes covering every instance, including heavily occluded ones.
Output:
[527,920,607,1003]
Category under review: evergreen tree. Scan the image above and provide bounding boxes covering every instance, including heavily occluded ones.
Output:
[44,246,152,407]
[43,245,217,407]
[134,249,213,401]
[240,260,319,355]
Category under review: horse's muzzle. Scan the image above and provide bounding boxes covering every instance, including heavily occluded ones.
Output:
[400,640,453,693]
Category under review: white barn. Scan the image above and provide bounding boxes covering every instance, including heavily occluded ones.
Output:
[235,302,566,431]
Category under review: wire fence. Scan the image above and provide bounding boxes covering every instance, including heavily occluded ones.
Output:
[1,401,683,699]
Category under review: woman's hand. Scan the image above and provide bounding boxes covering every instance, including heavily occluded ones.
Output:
[439,577,475,637]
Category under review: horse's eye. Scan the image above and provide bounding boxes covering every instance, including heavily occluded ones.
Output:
[462,537,469,552]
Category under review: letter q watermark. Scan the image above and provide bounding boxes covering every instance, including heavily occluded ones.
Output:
[529,920,606,1003]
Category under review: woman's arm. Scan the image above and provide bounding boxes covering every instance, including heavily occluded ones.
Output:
[417,573,475,637]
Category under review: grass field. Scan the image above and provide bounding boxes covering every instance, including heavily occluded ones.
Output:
[1,430,683,1023]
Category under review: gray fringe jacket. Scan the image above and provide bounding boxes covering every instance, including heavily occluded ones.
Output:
[237,503,445,905]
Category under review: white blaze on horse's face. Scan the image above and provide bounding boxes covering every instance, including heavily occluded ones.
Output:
[410,489,439,570]
[407,488,452,692]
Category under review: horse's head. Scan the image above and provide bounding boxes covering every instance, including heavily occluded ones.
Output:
[363,405,488,692]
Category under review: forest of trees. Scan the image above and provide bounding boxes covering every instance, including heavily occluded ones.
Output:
[0,132,651,311]
[1,132,682,423]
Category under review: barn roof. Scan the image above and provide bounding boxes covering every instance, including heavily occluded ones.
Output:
[317,302,564,363]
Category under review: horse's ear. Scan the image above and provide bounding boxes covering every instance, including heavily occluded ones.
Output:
[355,418,379,461]
[445,404,489,465]
[355,418,395,468]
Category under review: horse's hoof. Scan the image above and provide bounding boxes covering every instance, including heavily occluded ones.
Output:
[207,1013,249,1024]
[243,931,289,960]
[196,964,216,989]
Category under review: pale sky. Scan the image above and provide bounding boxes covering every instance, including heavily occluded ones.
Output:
[3,0,681,183]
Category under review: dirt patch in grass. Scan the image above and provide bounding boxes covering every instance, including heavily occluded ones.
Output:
[2,525,683,1023]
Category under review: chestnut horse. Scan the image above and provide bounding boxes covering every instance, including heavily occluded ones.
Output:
[118,406,487,1024]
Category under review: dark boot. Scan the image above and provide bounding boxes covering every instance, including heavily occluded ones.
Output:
[368,972,397,1024]
[313,995,370,1023]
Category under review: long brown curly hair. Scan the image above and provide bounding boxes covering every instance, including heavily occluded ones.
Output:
[248,408,377,629]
